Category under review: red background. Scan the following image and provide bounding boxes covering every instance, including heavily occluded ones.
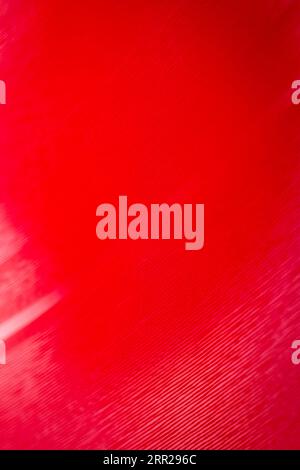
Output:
[0,0,300,449]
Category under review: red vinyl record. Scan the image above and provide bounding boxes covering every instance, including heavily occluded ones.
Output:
[0,0,300,451]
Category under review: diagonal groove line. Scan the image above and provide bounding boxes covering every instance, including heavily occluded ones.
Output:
[0,291,62,340]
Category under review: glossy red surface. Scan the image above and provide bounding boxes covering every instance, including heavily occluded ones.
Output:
[0,0,299,449]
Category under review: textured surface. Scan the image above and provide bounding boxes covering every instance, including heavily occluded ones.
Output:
[0,0,300,449]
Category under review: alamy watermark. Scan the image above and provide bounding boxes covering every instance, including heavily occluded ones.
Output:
[0,340,6,365]
[291,340,300,365]
[96,196,204,251]
[0,80,6,105]
[291,80,300,105]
